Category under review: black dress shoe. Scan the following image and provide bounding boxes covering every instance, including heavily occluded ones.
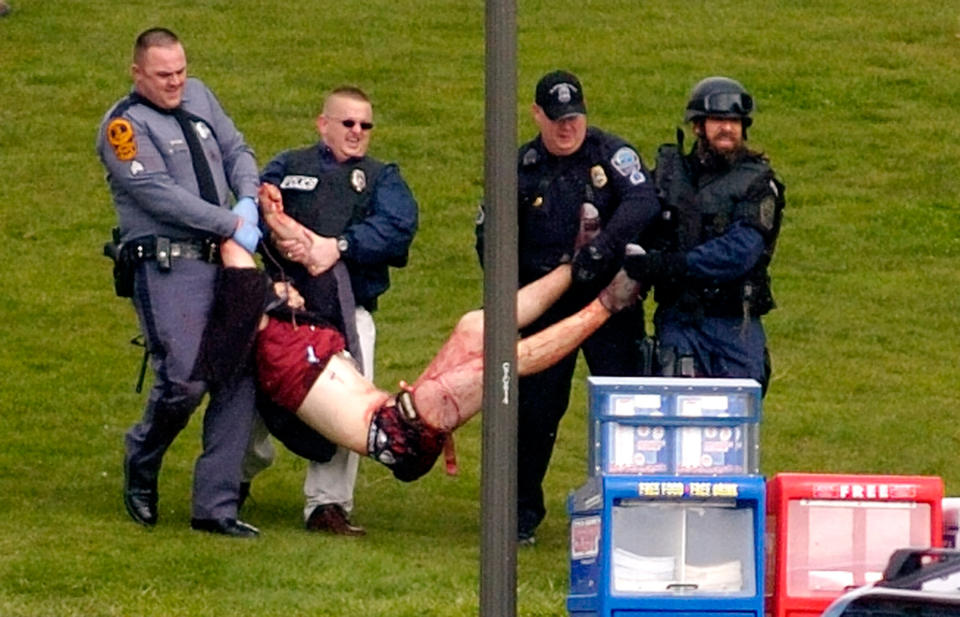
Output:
[517,528,537,547]
[305,504,366,536]
[123,459,157,527]
[190,518,260,538]
[124,489,158,527]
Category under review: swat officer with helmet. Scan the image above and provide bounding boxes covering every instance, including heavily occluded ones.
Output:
[625,76,785,392]
[476,70,661,545]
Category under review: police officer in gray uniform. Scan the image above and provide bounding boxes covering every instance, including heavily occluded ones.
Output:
[625,76,785,392]
[97,27,263,537]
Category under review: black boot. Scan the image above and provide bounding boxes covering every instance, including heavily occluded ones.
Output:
[123,456,158,527]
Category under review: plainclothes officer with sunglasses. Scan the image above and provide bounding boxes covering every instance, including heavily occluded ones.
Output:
[246,86,418,536]
[626,76,785,394]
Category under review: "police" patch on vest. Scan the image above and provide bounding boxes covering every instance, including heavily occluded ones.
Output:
[280,175,319,191]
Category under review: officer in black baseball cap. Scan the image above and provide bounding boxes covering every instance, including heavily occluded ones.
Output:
[476,69,660,545]
[535,70,587,120]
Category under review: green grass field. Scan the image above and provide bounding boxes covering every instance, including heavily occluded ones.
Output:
[2,1,959,615]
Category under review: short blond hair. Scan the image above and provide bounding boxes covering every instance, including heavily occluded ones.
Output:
[133,27,180,64]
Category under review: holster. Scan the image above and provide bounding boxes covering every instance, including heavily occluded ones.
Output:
[103,227,135,298]
[658,345,698,378]
[637,335,659,376]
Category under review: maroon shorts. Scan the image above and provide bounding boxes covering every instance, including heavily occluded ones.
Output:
[255,318,346,412]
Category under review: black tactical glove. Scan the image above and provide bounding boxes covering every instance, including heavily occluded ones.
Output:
[623,250,687,284]
[572,239,617,286]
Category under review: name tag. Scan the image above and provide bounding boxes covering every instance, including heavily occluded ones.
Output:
[280,175,319,191]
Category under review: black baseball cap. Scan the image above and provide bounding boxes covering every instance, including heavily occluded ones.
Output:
[535,70,587,120]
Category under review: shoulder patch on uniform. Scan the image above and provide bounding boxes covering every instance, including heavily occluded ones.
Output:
[610,146,646,185]
[759,195,776,231]
[279,175,319,191]
[522,148,538,166]
[107,118,137,161]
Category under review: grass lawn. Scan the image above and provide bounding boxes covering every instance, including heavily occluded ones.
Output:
[1,0,959,615]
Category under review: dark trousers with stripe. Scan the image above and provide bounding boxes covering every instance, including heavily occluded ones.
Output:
[125,258,256,520]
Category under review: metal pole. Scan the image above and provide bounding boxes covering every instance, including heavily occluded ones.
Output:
[481,0,517,615]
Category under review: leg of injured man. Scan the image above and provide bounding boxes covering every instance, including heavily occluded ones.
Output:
[224,221,639,482]
[222,238,450,481]
[254,311,441,482]
[258,183,325,276]
[408,269,635,434]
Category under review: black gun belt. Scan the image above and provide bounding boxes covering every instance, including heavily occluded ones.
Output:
[126,236,220,264]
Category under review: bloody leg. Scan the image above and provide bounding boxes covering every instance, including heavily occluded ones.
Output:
[408,267,638,433]
[258,182,324,275]
[251,199,640,480]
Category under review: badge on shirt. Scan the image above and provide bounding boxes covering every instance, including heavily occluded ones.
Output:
[610,146,646,185]
[192,120,211,140]
[351,169,366,193]
[280,175,319,191]
[590,165,607,188]
[106,117,137,161]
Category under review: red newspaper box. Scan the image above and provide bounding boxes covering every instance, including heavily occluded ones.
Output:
[765,473,943,617]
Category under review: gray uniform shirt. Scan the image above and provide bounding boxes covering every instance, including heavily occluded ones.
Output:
[96,77,259,243]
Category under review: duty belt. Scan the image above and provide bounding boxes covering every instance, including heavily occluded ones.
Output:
[125,236,220,264]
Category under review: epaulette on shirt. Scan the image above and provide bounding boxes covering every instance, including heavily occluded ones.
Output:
[109,93,139,120]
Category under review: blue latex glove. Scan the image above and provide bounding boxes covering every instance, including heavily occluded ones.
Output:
[232,196,259,227]
[232,219,262,253]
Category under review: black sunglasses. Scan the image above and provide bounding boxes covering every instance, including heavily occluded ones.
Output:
[339,118,374,131]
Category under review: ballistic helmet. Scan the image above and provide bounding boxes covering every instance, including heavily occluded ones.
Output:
[684,76,753,127]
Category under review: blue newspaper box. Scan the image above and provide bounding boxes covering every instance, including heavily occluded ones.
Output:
[567,474,766,617]
[587,377,763,477]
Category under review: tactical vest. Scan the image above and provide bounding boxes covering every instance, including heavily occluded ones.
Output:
[278,144,386,237]
[654,144,784,318]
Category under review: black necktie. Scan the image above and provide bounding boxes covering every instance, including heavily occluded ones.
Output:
[171,107,220,205]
